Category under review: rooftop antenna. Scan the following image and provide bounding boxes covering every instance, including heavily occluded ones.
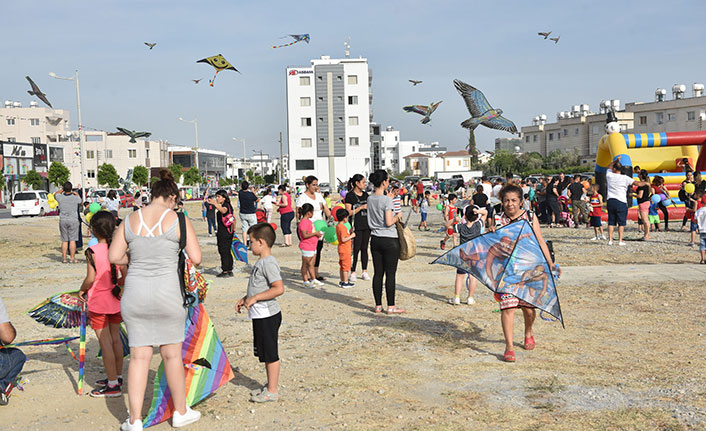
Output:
[344,37,351,58]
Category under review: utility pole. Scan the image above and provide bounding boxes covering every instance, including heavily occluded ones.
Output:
[279,132,283,184]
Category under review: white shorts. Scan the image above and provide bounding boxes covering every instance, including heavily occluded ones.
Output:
[300,250,316,258]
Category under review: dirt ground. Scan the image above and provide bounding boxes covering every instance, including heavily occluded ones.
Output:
[0,202,704,430]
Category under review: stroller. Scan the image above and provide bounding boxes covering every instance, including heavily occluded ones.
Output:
[557,196,574,228]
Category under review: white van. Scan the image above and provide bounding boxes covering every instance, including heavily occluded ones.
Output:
[11,190,51,217]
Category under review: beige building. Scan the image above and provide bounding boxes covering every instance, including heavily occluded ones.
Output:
[404,150,473,177]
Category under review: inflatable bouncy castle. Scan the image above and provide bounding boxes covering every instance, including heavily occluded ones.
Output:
[595,111,706,220]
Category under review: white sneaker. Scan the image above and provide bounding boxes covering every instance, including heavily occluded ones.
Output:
[361,272,371,281]
[303,281,313,289]
[121,418,143,431]
[349,272,357,282]
[172,406,201,428]
[618,241,626,246]
[312,279,324,286]
[448,296,461,305]
[467,297,476,305]
[590,236,598,241]
[608,240,613,246]
[601,235,607,240]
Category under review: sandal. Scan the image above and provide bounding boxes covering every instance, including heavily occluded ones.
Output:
[374,305,383,313]
[386,306,406,314]
[62,259,68,264]
[504,350,516,362]
[523,336,535,350]
[70,259,80,264]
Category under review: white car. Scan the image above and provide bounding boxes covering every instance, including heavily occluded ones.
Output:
[420,177,433,188]
[11,190,51,217]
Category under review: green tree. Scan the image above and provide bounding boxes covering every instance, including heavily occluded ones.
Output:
[48,161,70,188]
[264,173,276,184]
[97,163,120,188]
[23,170,44,190]
[169,164,183,183]
[490,150,518,175]
[466,130,478,167]
[182,167,201,186]
[253,175,264,185]
[246,169,254,181]
[219,177,232,187]
[132,165,149,187]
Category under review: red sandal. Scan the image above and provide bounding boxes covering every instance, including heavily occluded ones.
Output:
[523,336,535,350]
[504,350,516,362]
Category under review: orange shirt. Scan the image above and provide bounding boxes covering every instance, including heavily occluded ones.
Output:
[336,223,352,255]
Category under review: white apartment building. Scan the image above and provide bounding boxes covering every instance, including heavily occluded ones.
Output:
[377,126,434,174]
[286,55,372,186]
[404,150,473,177]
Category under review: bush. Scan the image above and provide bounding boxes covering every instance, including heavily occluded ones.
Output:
[48,161,70,187]
[23,170,44,190]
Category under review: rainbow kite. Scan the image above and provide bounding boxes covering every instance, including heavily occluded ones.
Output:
[78,303,86,395]
[231,234,248,264]
[143,299,234,427]
[27,291,83,328]
[272,34,310,48]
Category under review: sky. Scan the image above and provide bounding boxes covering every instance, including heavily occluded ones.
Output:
[2,0,706,158]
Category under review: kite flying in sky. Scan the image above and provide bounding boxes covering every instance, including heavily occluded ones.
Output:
[538,31,551,39]
[403,101,442,125]
[197,54,240,87]
[144,42,157,50]
[26,76,52,108]
[409,80,422,86]
[432,219,563,326]
[272,34,310,48]
[453,79,518,134]
[549,36,560,44]
[116,127,152,143]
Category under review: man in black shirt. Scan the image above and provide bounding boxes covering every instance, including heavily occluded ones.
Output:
[568,175,588,227]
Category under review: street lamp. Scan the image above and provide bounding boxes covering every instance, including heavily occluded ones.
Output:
[178,117,199,172]
[49,71,85,198]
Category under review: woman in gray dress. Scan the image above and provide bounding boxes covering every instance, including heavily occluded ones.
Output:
[109,169,202,430]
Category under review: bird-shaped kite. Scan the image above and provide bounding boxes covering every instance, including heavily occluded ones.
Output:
[453,79,518,135]
[192,79,202,84]
[272,34,310,49]
[25,76,52,108]
[409,80,423,86]
[403,101,442,125]
[549,36,560,44]
[116,127,152,143]
[537,31,551,39]
[197,54,240,87]
[145,42,157,49]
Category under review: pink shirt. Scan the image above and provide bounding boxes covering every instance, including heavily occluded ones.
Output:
[87,243,121,315]
[298,218,318,251]
[278,192,293,214]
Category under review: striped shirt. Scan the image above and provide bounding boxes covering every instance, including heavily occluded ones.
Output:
[392,196,402,214]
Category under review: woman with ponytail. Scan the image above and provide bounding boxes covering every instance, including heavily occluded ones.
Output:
[79,211,127,398]
[344,174,371,282]
[109,169,203,430]
[209,189,235,277]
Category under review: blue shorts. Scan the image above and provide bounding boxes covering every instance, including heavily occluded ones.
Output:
[606,199,628,226]
[700,233,706,251]
[691,221,699,232]
[456,268,469,275]
[421,212,427,222]
[590,215,602,227]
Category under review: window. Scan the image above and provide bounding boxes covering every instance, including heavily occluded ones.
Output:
[30,118,40,126]
[395,135,398,141]
[592,125,599,134]
[556,133,560,141]
[128,149,137,158]
[463,160,469,167]
[301,138,312,148]
[300,97,311,107]
[620,124,628,132]
[301,117,312,127]
[349,116,359,126]
[349,137,359,146]
[381,159,385,167]
[563,129,568,137]
[574,127,579,136]
[525,136,529,143]
[104,149,113,159]
[348,75,358,85]
[548,133,554,141]
[667,113,676,121]
[6,119,15,126]
[31,137,41,144]
[7,137,15,142]
[86,150,95,159]
[446,160,450,167]
[639,116,647,125]
[655,112,664,124]
[299,76,310,86]
[87,170,96,178]
[145,149,150,158]
[348,96,358,105]
[687,111,696,121]
[295,159,314,170]
[533,135,537,142]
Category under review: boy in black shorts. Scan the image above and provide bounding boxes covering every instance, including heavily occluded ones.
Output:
[236,222,284,402]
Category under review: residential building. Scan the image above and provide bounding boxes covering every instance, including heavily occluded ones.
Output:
[169,146,226,179]
[286,55,372,186]
[403,153,430,176]
[376,126,429,174]
[418,142,447,157]
[404,150,473,178]
[370,122,381,171]
[627,84,706,133]
[439,150,473,173]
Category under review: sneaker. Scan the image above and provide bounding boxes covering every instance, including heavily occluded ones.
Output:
[608,240,613,246]
[121,418,143,431]
[95,377,123,386]
[467,297,476,305]
[208,233,213,237]
[0,383,12,406]
[303,281,313,289]
[590,236,598,241]
[172,406,201,428]
[448,296,461,305]
[601,235,607,240]
[349,272,357,282]
[250,389,279,403]
[315,276,326,281]
[618,241,626,246]
[339,281,353,289]
[90,384,121,398]
[216,271,233,278]
[440,240,445,250]
[361,272,371,281]
[312,278,324,286]
[689,243,695,248]
[250,385,268,396]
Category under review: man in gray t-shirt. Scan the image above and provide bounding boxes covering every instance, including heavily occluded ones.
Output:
[54,182,82,262]
[0,296,26,405]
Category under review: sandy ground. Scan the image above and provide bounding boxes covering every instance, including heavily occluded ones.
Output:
[1,202,704,430]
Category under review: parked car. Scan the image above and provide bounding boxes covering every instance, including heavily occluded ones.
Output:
[420,177,433,188]
[11,190,51,217]
[318,182,332,194]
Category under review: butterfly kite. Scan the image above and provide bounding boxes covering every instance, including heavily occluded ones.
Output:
[432,219,563,326]
[116,127,152,143]
[143,290,234,427]
[272,34,310,49]
[197,54,240,87]
[403,101,442,125]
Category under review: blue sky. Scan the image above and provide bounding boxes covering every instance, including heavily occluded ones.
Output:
[3,0,706,157]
